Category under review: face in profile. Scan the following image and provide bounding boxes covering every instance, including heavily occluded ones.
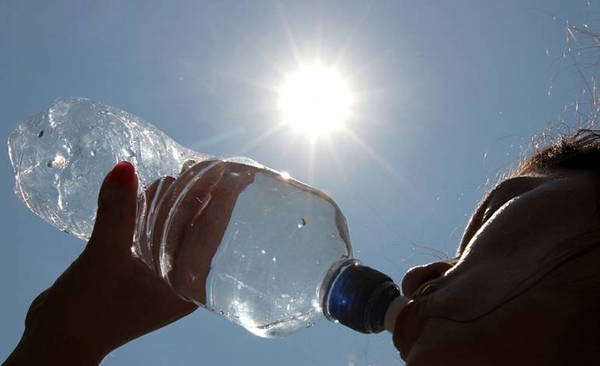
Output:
[396,169,600,365]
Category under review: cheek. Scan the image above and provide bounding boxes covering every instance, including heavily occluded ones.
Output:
[461,192,596,268]
[416,269,510,323]
[410,284,581,366]
[420,190,599,323]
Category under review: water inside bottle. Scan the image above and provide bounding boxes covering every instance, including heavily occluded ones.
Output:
[136,160,352,337]
[8,97,356,337]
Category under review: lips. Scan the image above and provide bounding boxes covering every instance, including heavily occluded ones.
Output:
[393,298,426,361]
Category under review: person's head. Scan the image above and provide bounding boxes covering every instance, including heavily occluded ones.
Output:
[395,129,600,365]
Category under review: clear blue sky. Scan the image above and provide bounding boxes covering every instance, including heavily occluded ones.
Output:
[0,1,595,365]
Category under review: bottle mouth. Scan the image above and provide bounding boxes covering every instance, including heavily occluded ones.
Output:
[323,260,401,334]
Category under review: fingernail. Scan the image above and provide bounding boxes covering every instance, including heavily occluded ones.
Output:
[107,161,137,187]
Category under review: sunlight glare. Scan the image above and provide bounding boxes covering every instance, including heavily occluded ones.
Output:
[278,63,351,139]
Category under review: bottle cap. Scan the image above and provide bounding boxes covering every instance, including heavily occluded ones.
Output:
[326,263,402,333]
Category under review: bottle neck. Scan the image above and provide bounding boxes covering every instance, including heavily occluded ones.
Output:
[384,296,409,333]
[323,260,407,334]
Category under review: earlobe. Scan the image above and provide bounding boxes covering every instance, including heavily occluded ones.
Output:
[401,260,455,298]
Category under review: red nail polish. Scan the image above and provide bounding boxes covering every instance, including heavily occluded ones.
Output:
[107,161,137,187]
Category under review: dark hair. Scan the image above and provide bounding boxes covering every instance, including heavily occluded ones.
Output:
[512,129,600,176]
[459,128,600,254]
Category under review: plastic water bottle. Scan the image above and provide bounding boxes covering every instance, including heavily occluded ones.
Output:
[8,97,407,337]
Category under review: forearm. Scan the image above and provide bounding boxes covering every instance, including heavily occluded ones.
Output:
[3,329,107,366]
[4,162,197,365]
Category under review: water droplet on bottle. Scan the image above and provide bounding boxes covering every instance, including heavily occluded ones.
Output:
[261,249,266,254]
[297,218,307,228]
[47,155,67,168]
[90,150,96,157]
[38,130,44,138]
[272,256,277,263]
[122,147,136,158]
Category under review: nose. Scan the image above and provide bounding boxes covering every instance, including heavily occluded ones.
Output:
[401,260,455,298]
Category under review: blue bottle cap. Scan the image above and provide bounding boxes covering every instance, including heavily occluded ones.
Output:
[326,263,400,333]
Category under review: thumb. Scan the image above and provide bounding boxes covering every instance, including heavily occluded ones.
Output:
[89,161,139,252]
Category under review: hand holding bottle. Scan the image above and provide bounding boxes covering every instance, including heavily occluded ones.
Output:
[9,97,407,338]
[137,159,259,304]
[4,162,197,366]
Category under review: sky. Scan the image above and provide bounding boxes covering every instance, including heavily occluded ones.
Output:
[0,1,597,365]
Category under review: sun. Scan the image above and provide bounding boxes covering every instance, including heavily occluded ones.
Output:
[278,63,352,139]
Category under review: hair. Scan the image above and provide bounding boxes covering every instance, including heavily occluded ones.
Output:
[460,128,600,256]
[512,129,600,176]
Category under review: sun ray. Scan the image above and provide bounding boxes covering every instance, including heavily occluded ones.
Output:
[188,127,246,151]
[238,121,288,155]
[332,1,377,69]
[343,46,397,87]
[315,1,324,60]
[342,128,418,198]
[276,1,303,68]
[323,134,352,189]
